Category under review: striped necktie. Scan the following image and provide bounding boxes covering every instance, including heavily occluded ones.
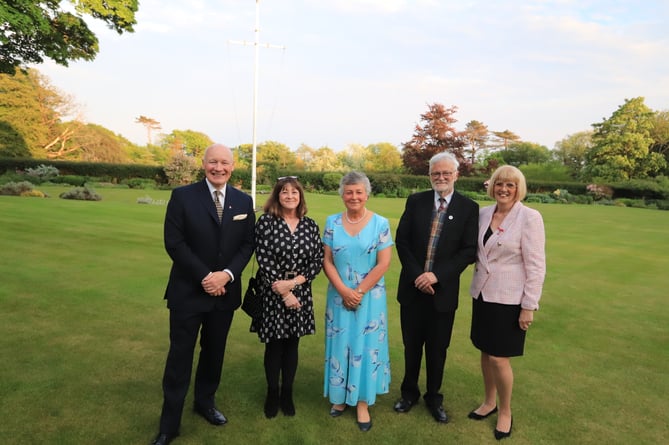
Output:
[214,191,223,221]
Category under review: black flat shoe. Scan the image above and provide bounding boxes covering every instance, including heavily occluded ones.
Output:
[494,417,513,440]
[357,420,372,432]
[194,405,228,426]
[393,398,416,413]
[468,406,498,420]
[329,406,345,417]
[264,392,280,418]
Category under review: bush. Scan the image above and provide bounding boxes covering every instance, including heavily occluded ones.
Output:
[51,175,87,187]
[0,181,34,195]
[59,187,102,201]
[25,164,59,182]
[525,193,556,203]
[322,173,343,191]
[123,178,156,189]
[20,189,46,198]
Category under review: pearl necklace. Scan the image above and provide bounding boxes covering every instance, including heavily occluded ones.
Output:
[345,208,367,224]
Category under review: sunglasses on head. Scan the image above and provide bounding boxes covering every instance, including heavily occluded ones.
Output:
[277,176,298,181]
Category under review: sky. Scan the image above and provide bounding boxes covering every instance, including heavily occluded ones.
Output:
[35,0,669,152]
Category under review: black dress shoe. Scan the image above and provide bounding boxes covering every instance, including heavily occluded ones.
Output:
[151,432,178,445]
[194,405,228,425]
[468,406,498,420]
[393,398,416,413]
[494,417,513,440]
[428,404,449,423]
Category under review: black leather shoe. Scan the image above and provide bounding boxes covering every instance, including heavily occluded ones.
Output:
[329,406,345,417]
[428,404,449,423]
[151,432,178,445]
[357,419,373,432]
[494,417,513,440]
[393,398,416,413]
[468,406,498,420]
[194,405,228,425]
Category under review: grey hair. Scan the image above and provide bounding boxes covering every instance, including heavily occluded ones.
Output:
[338,171,372,196]
[429,151,459,171]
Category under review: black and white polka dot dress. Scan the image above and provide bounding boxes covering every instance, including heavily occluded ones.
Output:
[251,213,324,343]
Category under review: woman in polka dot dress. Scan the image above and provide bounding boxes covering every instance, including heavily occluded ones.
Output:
[251,176,324,418]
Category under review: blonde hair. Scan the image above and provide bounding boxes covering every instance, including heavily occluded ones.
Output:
[487,165,527,201]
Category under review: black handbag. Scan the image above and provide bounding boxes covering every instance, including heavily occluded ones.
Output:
[241,260,262,320]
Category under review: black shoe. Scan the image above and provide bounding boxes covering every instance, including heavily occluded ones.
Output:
[357,419,373,432]
[151,432,178,445]
[468,406,498,420]
[329,405,346,417]
[264,389,280,419]
[194,405,228,425]
[428,404,449,423]
[494,417,513,440]
[280,388,295,416]
[393,398,416,413]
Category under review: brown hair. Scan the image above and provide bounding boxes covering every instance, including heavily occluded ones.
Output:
[263,177,308,218]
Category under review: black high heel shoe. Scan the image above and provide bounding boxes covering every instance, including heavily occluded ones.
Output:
[468,406,498,420]
[494,417,513,440]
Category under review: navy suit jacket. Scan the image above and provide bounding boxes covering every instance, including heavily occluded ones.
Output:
[395,189,479,312]
[163,180,255,312]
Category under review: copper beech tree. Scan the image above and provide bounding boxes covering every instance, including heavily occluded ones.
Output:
[401,103,466,175]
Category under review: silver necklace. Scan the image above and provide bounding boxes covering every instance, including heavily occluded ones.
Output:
[345,208,367,224]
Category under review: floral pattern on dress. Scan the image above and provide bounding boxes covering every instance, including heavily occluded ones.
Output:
[322,213,393,406]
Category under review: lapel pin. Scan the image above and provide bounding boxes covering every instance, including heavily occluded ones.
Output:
[448,215,453,220]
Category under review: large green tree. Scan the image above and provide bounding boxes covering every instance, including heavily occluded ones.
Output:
[554,131,593,179]
[401,103,465,175]
[500,141,551,166]
[0,69,70,157]
[0,0,138,74]
[66,123,129,163]
[364,142,403,172]
[585,97,666,181]
[160,129,213,158]
[649,110,669,175]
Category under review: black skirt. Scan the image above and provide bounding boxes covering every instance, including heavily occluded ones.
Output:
[470,294,526,357]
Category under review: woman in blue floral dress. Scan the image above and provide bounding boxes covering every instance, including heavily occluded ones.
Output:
[322,171,393,432]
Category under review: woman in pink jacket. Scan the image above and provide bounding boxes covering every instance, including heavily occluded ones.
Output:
[468,165,546,441]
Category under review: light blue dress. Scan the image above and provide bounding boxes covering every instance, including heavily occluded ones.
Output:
[323,212,393,406]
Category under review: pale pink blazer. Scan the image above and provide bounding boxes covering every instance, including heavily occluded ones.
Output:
[469,202,546,310]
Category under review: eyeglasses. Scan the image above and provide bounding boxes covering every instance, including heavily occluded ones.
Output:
[430,171,456,179]
[494,181,517,189]
[277,176,298,181]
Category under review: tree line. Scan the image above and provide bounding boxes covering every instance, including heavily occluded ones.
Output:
[2,68,668,186]
[2,1,668,186]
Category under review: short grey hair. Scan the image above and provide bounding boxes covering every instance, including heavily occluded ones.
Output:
[429,151,459,172]
[338,171,372,196]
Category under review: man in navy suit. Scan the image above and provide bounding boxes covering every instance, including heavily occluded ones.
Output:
[393,152,479,424]
[151,144,255,445]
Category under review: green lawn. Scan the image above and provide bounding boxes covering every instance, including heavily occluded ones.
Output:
[0,186,667,444]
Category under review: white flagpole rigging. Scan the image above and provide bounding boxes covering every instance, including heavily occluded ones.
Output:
[229,0,285,208]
